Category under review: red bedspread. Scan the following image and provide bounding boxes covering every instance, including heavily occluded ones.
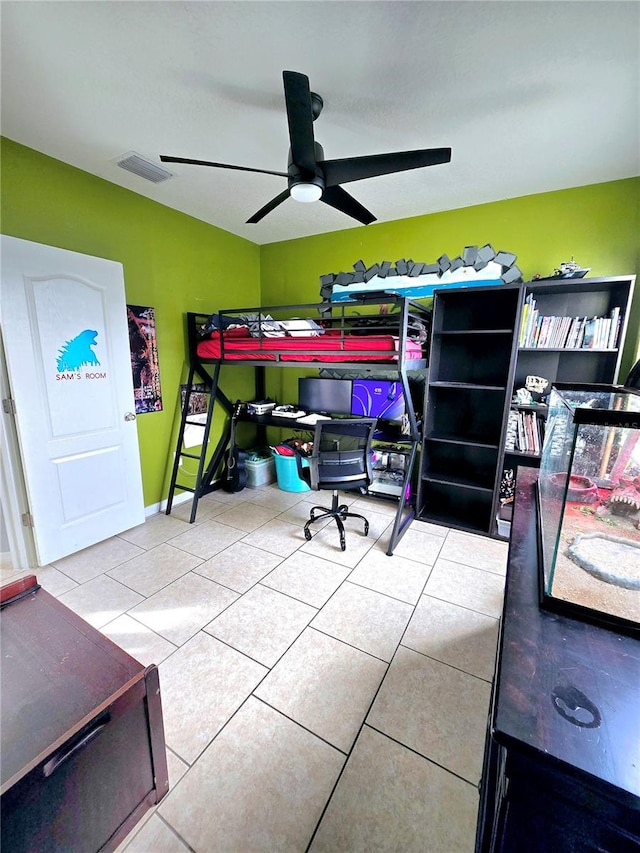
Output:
[196,328,423,362]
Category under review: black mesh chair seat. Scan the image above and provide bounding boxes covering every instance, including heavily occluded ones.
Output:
[294,418,377,551]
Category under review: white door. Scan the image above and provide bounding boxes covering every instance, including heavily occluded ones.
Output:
[1,236,145,565]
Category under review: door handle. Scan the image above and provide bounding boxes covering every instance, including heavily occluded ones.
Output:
[124,412,136,421]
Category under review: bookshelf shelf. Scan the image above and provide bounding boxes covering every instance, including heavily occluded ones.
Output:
[510,403,548,413]
[519,347,617,353]
[422,473,494,493]
[429,381,507,392]
[505,449,540,459]
[426,434,500,450]
[436,329,514,336]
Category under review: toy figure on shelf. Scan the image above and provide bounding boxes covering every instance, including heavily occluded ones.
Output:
[532,258,590,281]
[513,375,550,406]
[499,469,515,509]
[513,387,534,405]
[525,375,549,402]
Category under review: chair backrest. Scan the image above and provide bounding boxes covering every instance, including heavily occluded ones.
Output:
[624,358,640,389]
[307,418,377,491]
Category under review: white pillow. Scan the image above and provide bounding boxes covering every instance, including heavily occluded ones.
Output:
[279,318,324,337]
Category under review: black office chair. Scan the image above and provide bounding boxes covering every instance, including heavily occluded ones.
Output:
[624,358,640,389]
[295,418,377,551]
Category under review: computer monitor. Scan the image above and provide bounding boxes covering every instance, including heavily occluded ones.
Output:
[351,378,406,423]
[298,377,352,416]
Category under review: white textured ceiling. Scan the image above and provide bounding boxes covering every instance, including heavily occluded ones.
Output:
[1,1,638,245]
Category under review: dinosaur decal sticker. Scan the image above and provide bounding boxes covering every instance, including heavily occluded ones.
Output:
[55,330,106,380]
[56,329,100,372]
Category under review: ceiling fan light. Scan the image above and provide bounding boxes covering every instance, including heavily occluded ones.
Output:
[290,182,322,203]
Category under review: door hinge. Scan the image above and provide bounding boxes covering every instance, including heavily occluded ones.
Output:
[21,512,34,528]
[2,397,16,415]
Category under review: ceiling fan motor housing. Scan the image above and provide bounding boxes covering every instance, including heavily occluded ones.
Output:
[288,142,326,196]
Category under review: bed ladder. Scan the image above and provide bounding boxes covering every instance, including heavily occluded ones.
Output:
[165,361,231,523]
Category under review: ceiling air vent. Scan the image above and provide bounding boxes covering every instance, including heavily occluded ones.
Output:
[115,151,173,183]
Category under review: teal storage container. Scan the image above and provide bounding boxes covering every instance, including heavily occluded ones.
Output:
[273,452,310,492]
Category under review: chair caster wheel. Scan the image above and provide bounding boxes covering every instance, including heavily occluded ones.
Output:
[340,536,346,551]
[304,529,312,541]
[364,521,369,536]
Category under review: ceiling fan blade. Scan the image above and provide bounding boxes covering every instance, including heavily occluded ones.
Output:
[160,155,288,178]
[246,189,291,224]
[282,71,316,173]
[321,185,376,225]
[322,147,452,187]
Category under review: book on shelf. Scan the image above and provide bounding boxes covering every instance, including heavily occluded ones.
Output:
[541,318,551,348]
[608,306,621,349]
[529,313,542,347]
[599,317,612,348]
[559,315,572,347]
[570,316,583,347]
[519,305,622,350]
[532,411,540,455]
[517,412,526,450]
[582,318,597,349]
[507,408,544,455]
[519,294,538,347]
[505,410,518,451]
[525,413,534,451]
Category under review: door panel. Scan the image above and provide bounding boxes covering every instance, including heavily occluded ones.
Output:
[1,236,145,564]
[32,276,117,437]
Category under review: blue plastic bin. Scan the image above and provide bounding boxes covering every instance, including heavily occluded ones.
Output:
[272,452,310,492]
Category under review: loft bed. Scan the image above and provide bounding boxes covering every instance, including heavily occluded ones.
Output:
[167,292,431,554]
[190,295,428,367]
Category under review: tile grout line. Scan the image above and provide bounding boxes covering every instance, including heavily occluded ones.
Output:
[365,722,482,790]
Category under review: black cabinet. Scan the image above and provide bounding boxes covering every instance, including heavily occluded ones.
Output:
[0,576,169,853]
[475,469,640,852]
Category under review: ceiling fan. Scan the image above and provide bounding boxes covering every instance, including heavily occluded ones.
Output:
[160,71,452,225]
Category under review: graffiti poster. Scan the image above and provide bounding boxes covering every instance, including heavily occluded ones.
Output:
[127,305,163,413]
[180,382,208,415]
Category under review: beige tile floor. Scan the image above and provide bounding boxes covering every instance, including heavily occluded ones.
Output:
[7,482,508,852]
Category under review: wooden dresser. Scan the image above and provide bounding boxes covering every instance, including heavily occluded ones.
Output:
[1,575,169,852]
[475,468,640,852]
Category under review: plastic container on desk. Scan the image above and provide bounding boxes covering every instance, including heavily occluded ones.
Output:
[273,452,310,492]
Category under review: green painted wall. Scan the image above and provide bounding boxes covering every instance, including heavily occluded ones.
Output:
[1,138,260,507]
[2,135,638,508]
[261,178,640,402]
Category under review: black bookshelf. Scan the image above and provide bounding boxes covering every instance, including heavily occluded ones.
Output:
[418,286,521,535]
[418,276,636,539]
[514,276,634,389]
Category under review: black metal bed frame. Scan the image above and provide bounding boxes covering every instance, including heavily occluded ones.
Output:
[166,293,430,555]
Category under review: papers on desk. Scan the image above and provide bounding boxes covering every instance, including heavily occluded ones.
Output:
[271,409,306,419]
[296,413,331,426]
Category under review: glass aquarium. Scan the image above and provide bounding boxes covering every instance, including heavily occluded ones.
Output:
[538,383,640,635]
